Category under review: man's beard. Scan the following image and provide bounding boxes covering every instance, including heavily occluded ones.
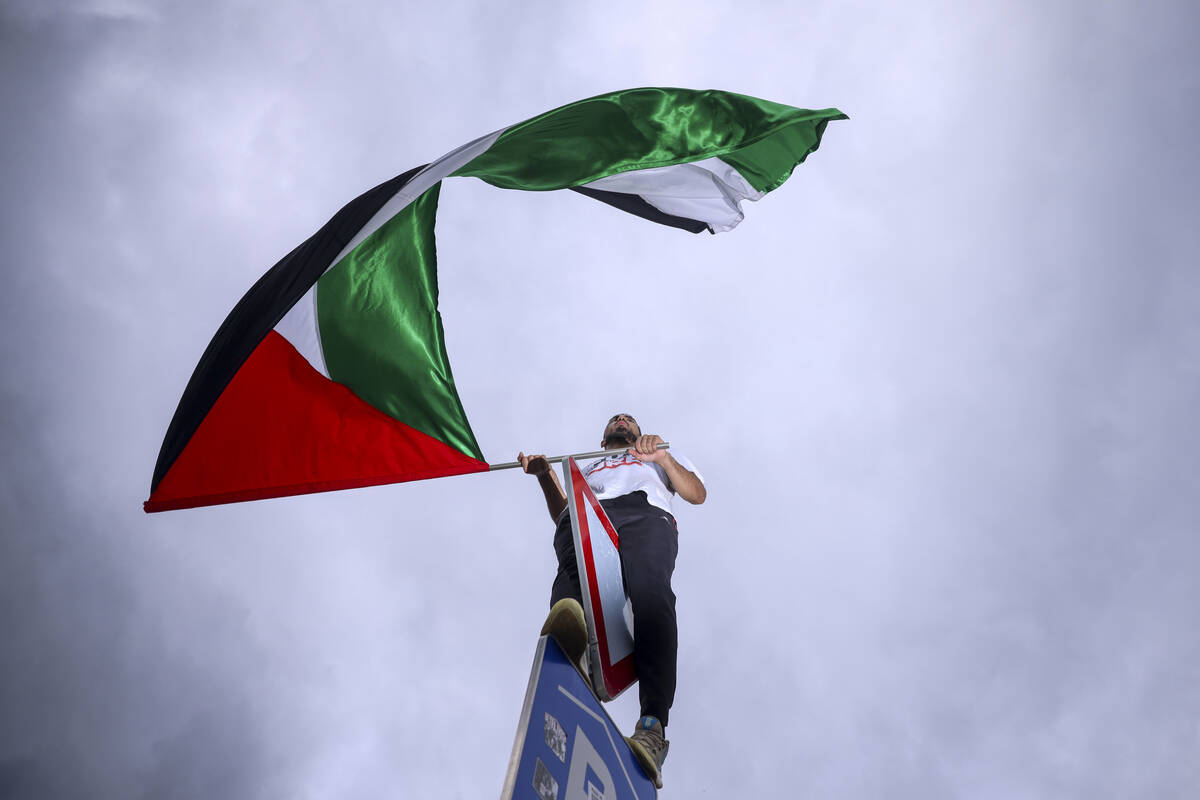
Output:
[603,430,637,449]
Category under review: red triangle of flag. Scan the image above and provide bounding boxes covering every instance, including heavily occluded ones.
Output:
[145,331,487,512]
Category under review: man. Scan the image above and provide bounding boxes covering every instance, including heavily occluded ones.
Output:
[518,413,706,788]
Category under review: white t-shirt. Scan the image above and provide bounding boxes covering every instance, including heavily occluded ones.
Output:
[580,451,704,514]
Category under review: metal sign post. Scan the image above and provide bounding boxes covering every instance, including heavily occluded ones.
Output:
[487,443,669,472]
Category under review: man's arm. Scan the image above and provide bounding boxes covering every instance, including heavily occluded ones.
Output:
[518,452,568,521]
[630,434,707,505]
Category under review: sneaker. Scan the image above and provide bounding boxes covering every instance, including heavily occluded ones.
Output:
[625,716,669,789]
[540,598,588,672]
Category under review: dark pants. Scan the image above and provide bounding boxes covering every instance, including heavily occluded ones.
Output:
[550,491,679,727]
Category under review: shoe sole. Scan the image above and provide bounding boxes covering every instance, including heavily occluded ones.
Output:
[541,600,588,668]
[625,737,667,789]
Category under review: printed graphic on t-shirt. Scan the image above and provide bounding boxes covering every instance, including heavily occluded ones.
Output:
[580,450,703,515]
[582,453,666,492]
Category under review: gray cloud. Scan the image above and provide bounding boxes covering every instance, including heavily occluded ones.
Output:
[3,1,1198,797]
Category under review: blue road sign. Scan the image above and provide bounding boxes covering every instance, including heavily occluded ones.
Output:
[501,636,657,800]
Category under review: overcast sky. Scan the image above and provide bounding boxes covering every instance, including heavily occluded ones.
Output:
[2,1,1198,798]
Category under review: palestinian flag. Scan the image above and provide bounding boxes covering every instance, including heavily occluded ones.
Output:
[145,87,846,512]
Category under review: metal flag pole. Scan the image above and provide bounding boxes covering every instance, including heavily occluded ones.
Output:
[488,442,670,471]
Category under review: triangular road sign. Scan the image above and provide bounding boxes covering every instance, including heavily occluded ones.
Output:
[564,457,637,701]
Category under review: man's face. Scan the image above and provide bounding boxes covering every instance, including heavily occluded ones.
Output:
[602,413,641,447]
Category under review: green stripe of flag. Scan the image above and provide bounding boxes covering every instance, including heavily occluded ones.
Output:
[316,184,483,460]
[719,109,842,193]
[452,87,846,192]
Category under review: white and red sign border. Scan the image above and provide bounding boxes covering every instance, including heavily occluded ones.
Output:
[564,457,637,701]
